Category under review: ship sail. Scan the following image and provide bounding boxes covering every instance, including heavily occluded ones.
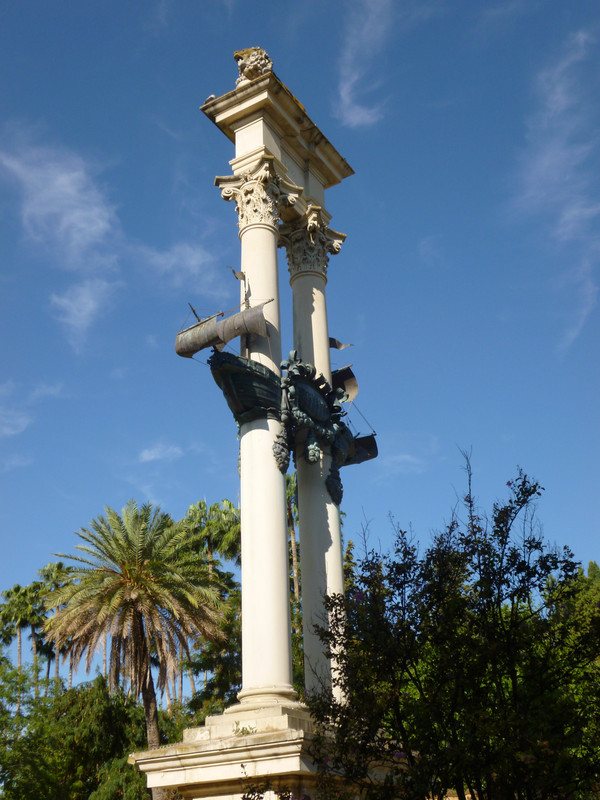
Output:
[175,300,273,358]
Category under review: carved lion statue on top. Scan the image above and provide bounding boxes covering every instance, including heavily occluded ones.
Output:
[234,47,273,86]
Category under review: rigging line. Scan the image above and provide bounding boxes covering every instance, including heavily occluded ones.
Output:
[222,302,242,316]
[178,307,220,331]
[346,416,359,435]
[190,354,212,367]
[179,310,194,330]
[181,300,253,330]
[350,401,377,435]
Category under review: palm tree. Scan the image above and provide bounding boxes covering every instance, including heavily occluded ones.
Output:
[185,499,241,576]
[0,582,46,707]
[44,500,223,799]
[38,561,72,684]
[184,499,240,693]
[0,585,28,679]
[24,581,45,696]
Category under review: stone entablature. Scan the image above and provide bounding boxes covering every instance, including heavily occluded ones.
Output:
[202,69,353,202]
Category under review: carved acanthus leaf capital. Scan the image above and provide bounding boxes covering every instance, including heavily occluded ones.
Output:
[216,159,300,231]
[280,205,346,281]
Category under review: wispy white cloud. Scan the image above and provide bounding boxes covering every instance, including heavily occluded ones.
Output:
[50,278,120,351]
[380,453,428,475]
[27,382,64,404]
[1,132,227,348]
[555,253,598,353]
[139,442,184,463]
[335,0,441,128]
[138,242,225,296]
[378,432,440,477]
[474,0,540,38]
[0,378,64,439]
[0,143,119,272]
[1,454,33,472]
[147,0,171,32]
[418,235,445,269]
[512,30,600,352]
[0,137,122,346]
[0,381,16,398]
[150,116,185,142]
[335,0,393,128]
[0,407,32,438]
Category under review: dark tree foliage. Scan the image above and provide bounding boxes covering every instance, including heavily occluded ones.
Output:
[310,469,600,800]
[0,671,184,799]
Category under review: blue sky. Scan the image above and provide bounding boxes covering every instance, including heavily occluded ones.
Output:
[1,0,599,608]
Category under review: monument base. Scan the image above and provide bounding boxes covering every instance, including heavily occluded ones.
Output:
[129,702,319,800]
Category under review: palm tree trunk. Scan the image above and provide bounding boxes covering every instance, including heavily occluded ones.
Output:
[102,630,107,677]
[187,643,197,697]
[179,641,184,701]
[141,670,168,800]
[45,653,51,696]
[31,624,39,698]
[16,626,22,715]
[164,677,172,714]
[288,502,300,603]
[53,606,60,684]
[287,496,301,635]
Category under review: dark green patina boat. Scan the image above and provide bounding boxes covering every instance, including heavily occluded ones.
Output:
[208,349,281,426]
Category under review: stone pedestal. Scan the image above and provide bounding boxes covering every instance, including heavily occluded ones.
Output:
[131,705,317,800]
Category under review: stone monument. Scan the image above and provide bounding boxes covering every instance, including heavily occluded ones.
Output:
[130,47,376,798]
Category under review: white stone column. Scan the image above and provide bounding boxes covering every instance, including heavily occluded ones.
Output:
[217,160,297,706]
[281,207,346,695]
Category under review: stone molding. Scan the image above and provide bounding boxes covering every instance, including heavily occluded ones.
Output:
[129,704,318,797]
[280,205,345,282]
[216,159,299,231]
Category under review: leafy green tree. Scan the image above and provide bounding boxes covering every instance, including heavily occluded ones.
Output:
[343,539,357,594]
[310,469,600,800]
[0,669,154,799]
[588,560,600,584]
[44,500,223,800]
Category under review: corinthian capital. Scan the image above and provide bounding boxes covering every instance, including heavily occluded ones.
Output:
[216,159,299,231]
[280,205,346,282]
